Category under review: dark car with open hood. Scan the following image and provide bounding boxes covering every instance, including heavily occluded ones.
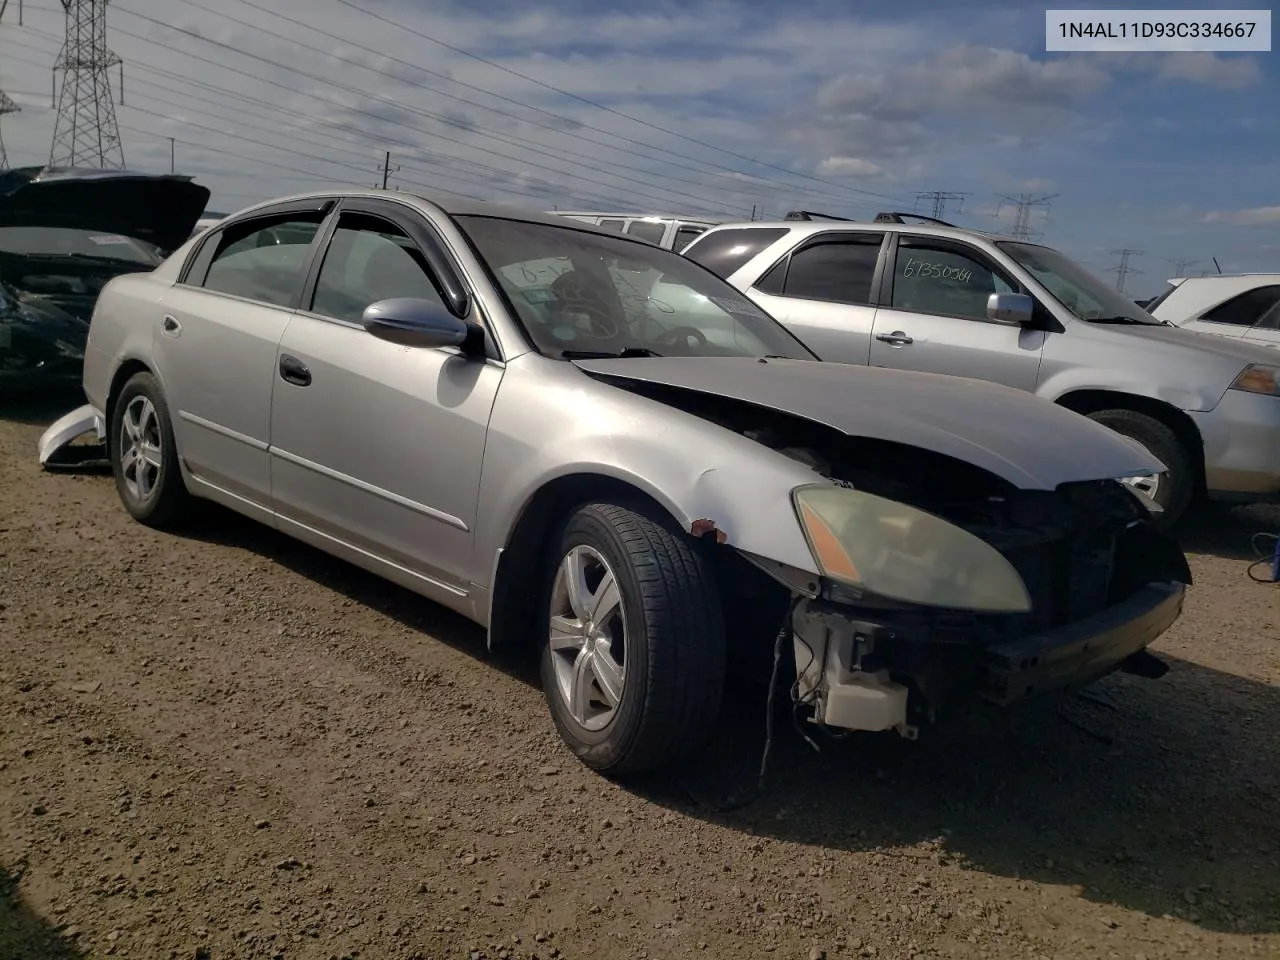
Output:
[0,166,210,394]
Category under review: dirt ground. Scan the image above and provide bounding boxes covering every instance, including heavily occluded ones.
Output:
[2,394,1279,960]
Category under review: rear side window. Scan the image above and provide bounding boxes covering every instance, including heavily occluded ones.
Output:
[682,227,789,278]
[597,219,625,233]
[778,235,884,305]
[1201,285,1280,326]
[625,220,667,245]
[189,213,325,308]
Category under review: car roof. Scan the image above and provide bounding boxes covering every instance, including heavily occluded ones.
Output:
[702,218,1025,246]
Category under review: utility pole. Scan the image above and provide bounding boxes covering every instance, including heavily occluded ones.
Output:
[0,0,21,169]
[915,190,968,220]
[376,150,399,189]
[49,0,125,169]
[168,135,174,173]
[1108,248,1143,292]
[996,193,1057,239]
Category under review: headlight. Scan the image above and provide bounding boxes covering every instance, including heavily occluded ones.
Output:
[53,338,83,359]
[1230,364,1280,397]
[792,484,1032,613]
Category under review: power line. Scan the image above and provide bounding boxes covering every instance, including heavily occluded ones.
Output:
[996,193,1057,240]
[50,0,124,168]
[2,36,651,211]
[225,0,907,213]
[915,191,968,220]
[105,5,747,219]
[333,0,917,207]
[0,0,21,168]
[1108,248,1143,292]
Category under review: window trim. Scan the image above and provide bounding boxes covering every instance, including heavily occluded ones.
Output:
[1195,284,1280,327]
[298,196,501,363]
[751,230,889,306]
[883,233,1057,329]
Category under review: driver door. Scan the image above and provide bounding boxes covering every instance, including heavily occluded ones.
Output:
[268,198,504,601]
[869,235,1046,393]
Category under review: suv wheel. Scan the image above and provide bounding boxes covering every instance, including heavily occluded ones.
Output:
[1088,408,1193,526]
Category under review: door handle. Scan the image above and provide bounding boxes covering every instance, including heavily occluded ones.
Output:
[161,315,181,337]
[278,354,311,387]
[875,331,913,346]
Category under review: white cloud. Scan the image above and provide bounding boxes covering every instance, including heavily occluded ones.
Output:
[1101,51,1262,90]
[816,156,883,178]
[1204,206,1280,227]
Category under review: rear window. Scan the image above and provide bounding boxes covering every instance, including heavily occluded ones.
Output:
[682,227,789,278]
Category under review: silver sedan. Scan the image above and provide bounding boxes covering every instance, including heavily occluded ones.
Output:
[65,189,1191,775]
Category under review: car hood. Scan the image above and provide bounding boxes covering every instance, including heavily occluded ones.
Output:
[572,356,1165,490]
[0,166,211,253]
[1100,320,1280,366]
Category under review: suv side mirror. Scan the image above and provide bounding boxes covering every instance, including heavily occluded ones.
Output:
[987,292,1034,326]
[362,297,469,349]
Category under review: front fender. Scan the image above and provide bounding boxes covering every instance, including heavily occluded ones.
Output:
[472,357,823,592]
[1037,368,1222,414]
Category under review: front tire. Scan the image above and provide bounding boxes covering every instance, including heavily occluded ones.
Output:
[109,371,192,528]
[1087,408,1194,526]
[539,502,726,776]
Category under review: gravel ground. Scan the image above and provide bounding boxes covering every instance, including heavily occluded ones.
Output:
[2,394,1279,960]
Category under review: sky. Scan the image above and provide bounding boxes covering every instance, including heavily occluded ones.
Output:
[0,0,1275,298]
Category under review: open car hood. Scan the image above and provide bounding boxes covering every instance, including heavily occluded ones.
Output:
[0,167,210,253]
[573,356,1166,491]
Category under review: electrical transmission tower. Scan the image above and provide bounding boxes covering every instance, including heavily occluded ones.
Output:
[1166,257,1205,278]
[49,0,125,169]
[0,0,22,169]
[915,190,968,220]
[1108,248,1143,293]
[996,193,1057,239]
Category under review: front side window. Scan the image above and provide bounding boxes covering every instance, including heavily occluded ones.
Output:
[1200,285,1280,327]
[456,215,815,360]
[310,213,446,323]
[999,240,1162,325]
[891,240,1014,320]
[198,215,324,308]
[781,235,883,305]
[625,220,667,245]
[674,225,705,251]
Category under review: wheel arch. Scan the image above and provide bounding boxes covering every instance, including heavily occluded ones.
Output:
[1054,388,1205,490]
[104,358,155,427]
[487,472,685,653]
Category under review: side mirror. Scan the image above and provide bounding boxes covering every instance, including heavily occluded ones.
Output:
[987,292,1034,326]
[362,297,469,349]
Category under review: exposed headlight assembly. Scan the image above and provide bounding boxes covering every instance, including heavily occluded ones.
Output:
[1230,364,1280,398]
[792,484,1032,613]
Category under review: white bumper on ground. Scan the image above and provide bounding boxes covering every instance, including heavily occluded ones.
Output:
[37,404,107,469]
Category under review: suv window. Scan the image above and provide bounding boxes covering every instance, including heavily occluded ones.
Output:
[674,225,705,251]
[196,214,324,307]
[597,219,625,233]
[891,240,1015,321]
[682,227,789,278]
[776,235,883,305]
[625,220,667,245]
[1201,285,1280,326]
[309,212,446,323]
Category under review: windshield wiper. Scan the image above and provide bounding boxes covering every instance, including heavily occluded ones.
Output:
[561,347,663,359]
[1085,315,1161,326]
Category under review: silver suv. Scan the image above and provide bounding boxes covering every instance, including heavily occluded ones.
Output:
[682,212,1280,524]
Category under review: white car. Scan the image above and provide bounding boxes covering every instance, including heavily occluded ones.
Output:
[1146,274,1280,352]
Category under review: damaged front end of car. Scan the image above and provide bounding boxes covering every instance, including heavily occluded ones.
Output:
[781,474,1189,739]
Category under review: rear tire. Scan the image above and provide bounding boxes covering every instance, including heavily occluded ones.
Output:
[539,502,726,776]
[109,372,192,528]
[1087,408,1194,526]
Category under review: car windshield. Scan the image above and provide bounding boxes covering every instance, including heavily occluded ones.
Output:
[998,240,1164,325]
[455,214,817,360]
[0,226,161,265]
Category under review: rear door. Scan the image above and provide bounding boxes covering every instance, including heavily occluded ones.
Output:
[156,200,332,512]
[745,231,887,365]
[868,234,1046,392]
